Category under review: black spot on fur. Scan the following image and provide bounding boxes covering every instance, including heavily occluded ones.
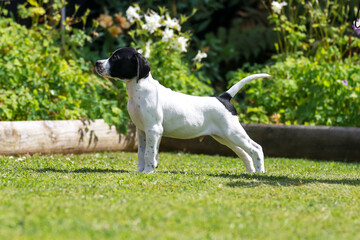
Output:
[216,92,238,116]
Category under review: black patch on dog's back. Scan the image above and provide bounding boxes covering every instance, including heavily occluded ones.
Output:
[216,92,238,116]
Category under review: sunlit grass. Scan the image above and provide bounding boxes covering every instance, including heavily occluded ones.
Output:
[1,152,359,239]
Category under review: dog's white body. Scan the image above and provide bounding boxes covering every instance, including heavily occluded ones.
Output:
[127,73,227,139]
[95,47,270,174]
[126,73,269,173]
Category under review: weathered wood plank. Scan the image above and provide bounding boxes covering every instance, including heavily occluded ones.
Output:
[0,120,359,162]
[0,120,137,155]
[160,124,360,162]
[243,124,360,162]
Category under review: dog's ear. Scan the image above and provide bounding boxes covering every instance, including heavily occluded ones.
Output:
[135,53,151,81]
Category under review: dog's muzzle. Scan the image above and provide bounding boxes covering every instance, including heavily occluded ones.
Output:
[95,60,107,76]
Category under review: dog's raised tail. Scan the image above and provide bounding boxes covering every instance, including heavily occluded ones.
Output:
[226,73,271,98]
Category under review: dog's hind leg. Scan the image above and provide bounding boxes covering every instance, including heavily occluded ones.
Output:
[211,135,255,173]
[222,128,265,173]
[249,140,265,173]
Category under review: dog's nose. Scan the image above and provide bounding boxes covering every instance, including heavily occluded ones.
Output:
[95,60,104,75]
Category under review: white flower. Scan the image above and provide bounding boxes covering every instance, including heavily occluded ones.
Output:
[164,14,181,31]
[192,50,207,63]
[353,18,360,28]
[176,36,188,52]
[142,11,162,34]
[143,41,152,58]
[162,28,174,42]
[271,1,287,14]
[126,6,141,23]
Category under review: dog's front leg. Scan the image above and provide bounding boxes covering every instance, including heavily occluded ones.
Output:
[135,129,146,172]
[143,126,163,174]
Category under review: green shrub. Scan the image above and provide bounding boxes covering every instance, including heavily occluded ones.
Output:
[96,5,213,96]
[267,0,357,58]
[0,1,213,134]
[227,0,360,127]
[87,1,277,89]
[0,17,130,132]
[230,56,360,127]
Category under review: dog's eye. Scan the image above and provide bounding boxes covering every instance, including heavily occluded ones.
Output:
[109,51,120,60]
[110,55,121,62]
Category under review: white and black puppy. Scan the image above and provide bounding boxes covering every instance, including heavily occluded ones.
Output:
[96,47,270,174]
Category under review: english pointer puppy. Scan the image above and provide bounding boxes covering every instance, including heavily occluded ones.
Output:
[96,47,270,173]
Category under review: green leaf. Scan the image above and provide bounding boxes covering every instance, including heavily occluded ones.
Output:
[31,6,46,16]
[27,0,39,7]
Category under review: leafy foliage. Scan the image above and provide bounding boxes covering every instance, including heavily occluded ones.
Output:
[94,5,212,96]
[0,1,212,133]
[230,56,360,126]
[267,0,358,58]
[228,0,360,127]
[87,0,276,90]
[123,5,212,96]
[141,42,212,95]
[0,17,129,132]
[2,0,359,128]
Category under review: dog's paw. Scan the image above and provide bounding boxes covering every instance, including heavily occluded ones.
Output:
[143,167,155,174]
[255,164,265,173]
[133,168,144,173]
[245,168,256,174]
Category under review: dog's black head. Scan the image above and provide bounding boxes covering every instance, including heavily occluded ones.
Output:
[95,47,150,81]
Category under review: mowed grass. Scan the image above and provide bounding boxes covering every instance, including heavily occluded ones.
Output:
[0,152,359,240]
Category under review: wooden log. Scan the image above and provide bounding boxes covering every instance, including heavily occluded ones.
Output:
[1,120,359,162]
[0,120,137,155]
[160,124,360,162]
[243,124,360,162]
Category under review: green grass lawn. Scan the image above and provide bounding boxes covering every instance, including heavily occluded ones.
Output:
[0,152,359,240]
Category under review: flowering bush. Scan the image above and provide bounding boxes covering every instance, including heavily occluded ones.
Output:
[97,13,131,37]
[0,17,127,129]
[228,0,360,127]
[353,18,360,35]
[267,0,360,59]
[230,55,360,127]
[0,1,132,133]
[96,5,212,96]
[0,0,214,135]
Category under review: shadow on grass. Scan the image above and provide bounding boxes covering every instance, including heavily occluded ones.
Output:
[27,167,131,174]
[209,172,360,187]
[26,167,359,187]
